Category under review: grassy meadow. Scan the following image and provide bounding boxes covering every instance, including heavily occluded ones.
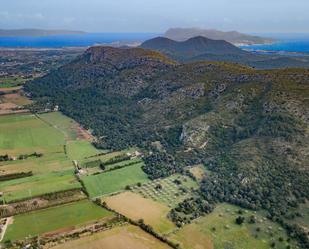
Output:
[169,203,295,249]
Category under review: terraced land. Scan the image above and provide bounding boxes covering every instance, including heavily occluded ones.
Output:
[50,224,172,249]
[168,203,296,249]
[81,163,149,198]
[131,174,198,208]
[3,200,114,242]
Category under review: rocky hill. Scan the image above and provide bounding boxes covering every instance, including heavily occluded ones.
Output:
[25,46,309,248]
[165,27,273,45]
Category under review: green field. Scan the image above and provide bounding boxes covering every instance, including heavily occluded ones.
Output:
[0,151,73,175]
[0,170,81,203]
[3,200,113,242]
[0,112,108,203]
[169,203,294,249]
[82,163,149,198]
[0,114,65,154]
[79,148,135,166]
[0,77,26,88]
[38,112,80,140]
[66,140,105,160]
[131,174,198,208]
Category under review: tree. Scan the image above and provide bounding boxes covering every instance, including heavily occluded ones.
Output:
[236,216,245,225]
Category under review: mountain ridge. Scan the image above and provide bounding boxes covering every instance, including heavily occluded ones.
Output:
[140,36,309,69]
[165,27,273,45]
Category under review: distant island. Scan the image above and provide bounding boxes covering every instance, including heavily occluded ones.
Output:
[0,29,86,37]
[165,27,273,45]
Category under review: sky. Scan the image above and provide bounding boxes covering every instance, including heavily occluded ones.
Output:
[1,0,309,33]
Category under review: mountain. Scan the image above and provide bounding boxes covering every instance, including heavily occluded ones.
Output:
[25,46,309,248]
[0,29,86,37]
[140,36,309,69]
[165,27,273,45]
[140,36,249,59]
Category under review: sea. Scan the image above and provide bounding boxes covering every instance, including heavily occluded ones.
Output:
[0,32,309,55]
[240,33,309,54]
[0,33,159,48]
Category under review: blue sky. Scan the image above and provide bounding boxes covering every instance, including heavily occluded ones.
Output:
[1,0,308,33]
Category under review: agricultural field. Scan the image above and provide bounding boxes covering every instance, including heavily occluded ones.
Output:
[0,114,65,155]
[0,76,26,88]
[0,170,81,203]
[0,152,73,176]
[79,148,136,167]
[81,163,149,198]
[1,93,32,106]
[38,112,95,142]
[168,203,296,249]
[50,224,172,249]
[66,140,104,161]
[3,200,113,242]
[131,174,198,208]
[104,192,175,234]
[0,112,107,204]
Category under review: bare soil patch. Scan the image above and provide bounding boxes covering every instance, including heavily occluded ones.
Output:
[104,192,175,234]
[50,225,172,249]
[189,165,206,181]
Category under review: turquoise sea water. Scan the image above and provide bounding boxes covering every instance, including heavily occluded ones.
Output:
[241,33,309,53]
[241,40,309,53]
[0,33,158,47]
